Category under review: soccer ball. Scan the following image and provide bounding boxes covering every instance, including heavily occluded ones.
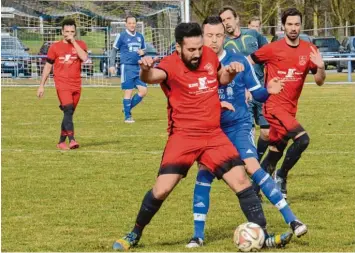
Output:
[233,222,265,252]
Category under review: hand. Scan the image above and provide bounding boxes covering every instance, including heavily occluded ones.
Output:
[267,77,285,94]
[109,66,116,75]
[225,62,244,74]
[37,85,45,98]
[138,56,160,71]
[310,46,325,69]
[65,34,75,44]
[221,101,235,111]
[245,90,252,103]
[137,49,145,56]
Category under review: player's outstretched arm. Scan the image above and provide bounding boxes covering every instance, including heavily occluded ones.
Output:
[139,56,167,84]
[310,47,326,86]
[218,62,244,85]
[37,62,53,98]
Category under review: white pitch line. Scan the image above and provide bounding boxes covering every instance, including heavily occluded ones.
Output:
[1,134,167,138]
[1,149,353,155]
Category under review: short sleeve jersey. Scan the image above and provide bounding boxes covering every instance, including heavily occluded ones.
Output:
[251,39,318,113]
[47,40,88,88]
[224,29,268,82]
[157,46,221,134]
[113,30,146,65]
[218,49,262,128]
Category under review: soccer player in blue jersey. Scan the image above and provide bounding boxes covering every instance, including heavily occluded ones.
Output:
[109,15,147,123]
[219,6,270,162]
[186,16,307,248]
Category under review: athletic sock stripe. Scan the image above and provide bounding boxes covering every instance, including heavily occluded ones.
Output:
[258,173,270,186]
[196,181,211,187]
[275,199,288,210]
[193,213,207,221]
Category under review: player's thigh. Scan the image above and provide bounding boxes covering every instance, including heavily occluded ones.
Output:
[199,130,244,180]
[56,89,73,107]
[72,88,81,109]
[121,64,136,90]
[159,133,202,178]
[227,126,258,160]
[265,109,304,143]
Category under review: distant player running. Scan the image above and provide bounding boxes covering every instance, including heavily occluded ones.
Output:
[37,19,88,150]
[248,8,326,199]
[219,6,270,162]
[186,16,307,249]
[111,22,292,251]
[109,15,147,123]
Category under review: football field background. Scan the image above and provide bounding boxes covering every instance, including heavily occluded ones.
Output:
[2,83,355,251]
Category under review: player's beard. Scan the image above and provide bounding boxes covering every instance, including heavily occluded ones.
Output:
[181,51,201,70]
[286,30,300,42]
[225,25,235,36]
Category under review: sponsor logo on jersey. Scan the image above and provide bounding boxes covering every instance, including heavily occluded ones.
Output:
[299,55,307,66]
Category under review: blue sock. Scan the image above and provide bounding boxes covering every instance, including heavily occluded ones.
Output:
[251,168,296,224]
[193,170,215,240]
[130,94,143,109]
[123,99,131,119]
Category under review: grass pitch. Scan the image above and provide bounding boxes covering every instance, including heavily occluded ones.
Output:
[2,84,355,251]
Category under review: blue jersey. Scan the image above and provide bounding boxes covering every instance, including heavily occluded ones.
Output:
[113,29,146,65]
[218,50,263,129]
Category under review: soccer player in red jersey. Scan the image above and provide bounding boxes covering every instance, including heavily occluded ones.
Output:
[37,19,88,150]
[248,8,326,200]
[112,22,292,251]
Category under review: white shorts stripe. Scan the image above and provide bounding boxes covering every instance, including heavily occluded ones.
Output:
[193,213,207,221]
[121,64,125,83]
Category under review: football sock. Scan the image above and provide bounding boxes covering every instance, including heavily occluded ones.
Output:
[123,99,131,119]
[59,122,67,143]
[237,186,267,233]
[130,94,143,109]
[62,105,75,141]
[193,170,215,239]
[260,150,284,175]
[134,190,164,237]
[252,168,296,224]
[278,134,310,179]
[257,137,269,162]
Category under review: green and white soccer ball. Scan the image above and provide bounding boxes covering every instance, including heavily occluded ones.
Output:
[233,222,265,252]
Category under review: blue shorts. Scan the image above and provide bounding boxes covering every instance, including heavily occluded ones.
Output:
[121,64,147,90]
[248,99,269,128]
[222,122,258,160]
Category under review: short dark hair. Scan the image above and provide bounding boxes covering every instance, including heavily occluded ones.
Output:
[125,15,137,23]
[61,18,76,29]
[218,6,238,18]
[202,16,225,33]
[174,22,202,45]
[281,8,302,25]
[248,16,261,24]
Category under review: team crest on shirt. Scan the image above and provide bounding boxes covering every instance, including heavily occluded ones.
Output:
[204,63,214,75]
[299,55,307,66]
[137,37,141,42]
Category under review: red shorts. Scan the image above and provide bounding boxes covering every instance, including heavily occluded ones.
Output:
[263,106,305,145]
[56,86,81,108]
[159,128,243,179]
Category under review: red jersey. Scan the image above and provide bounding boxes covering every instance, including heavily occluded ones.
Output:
[157,46,221,134]
[251,38,318,113]
[47,40,88,88]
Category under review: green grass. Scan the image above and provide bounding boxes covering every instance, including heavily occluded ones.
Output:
[2,84,355,251]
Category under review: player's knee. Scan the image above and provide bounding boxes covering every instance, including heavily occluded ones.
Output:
[152,186,173,200]
[62,104,74,115]
[295,133,310,151]
[138,87,148,97]
[260,129,269,140]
